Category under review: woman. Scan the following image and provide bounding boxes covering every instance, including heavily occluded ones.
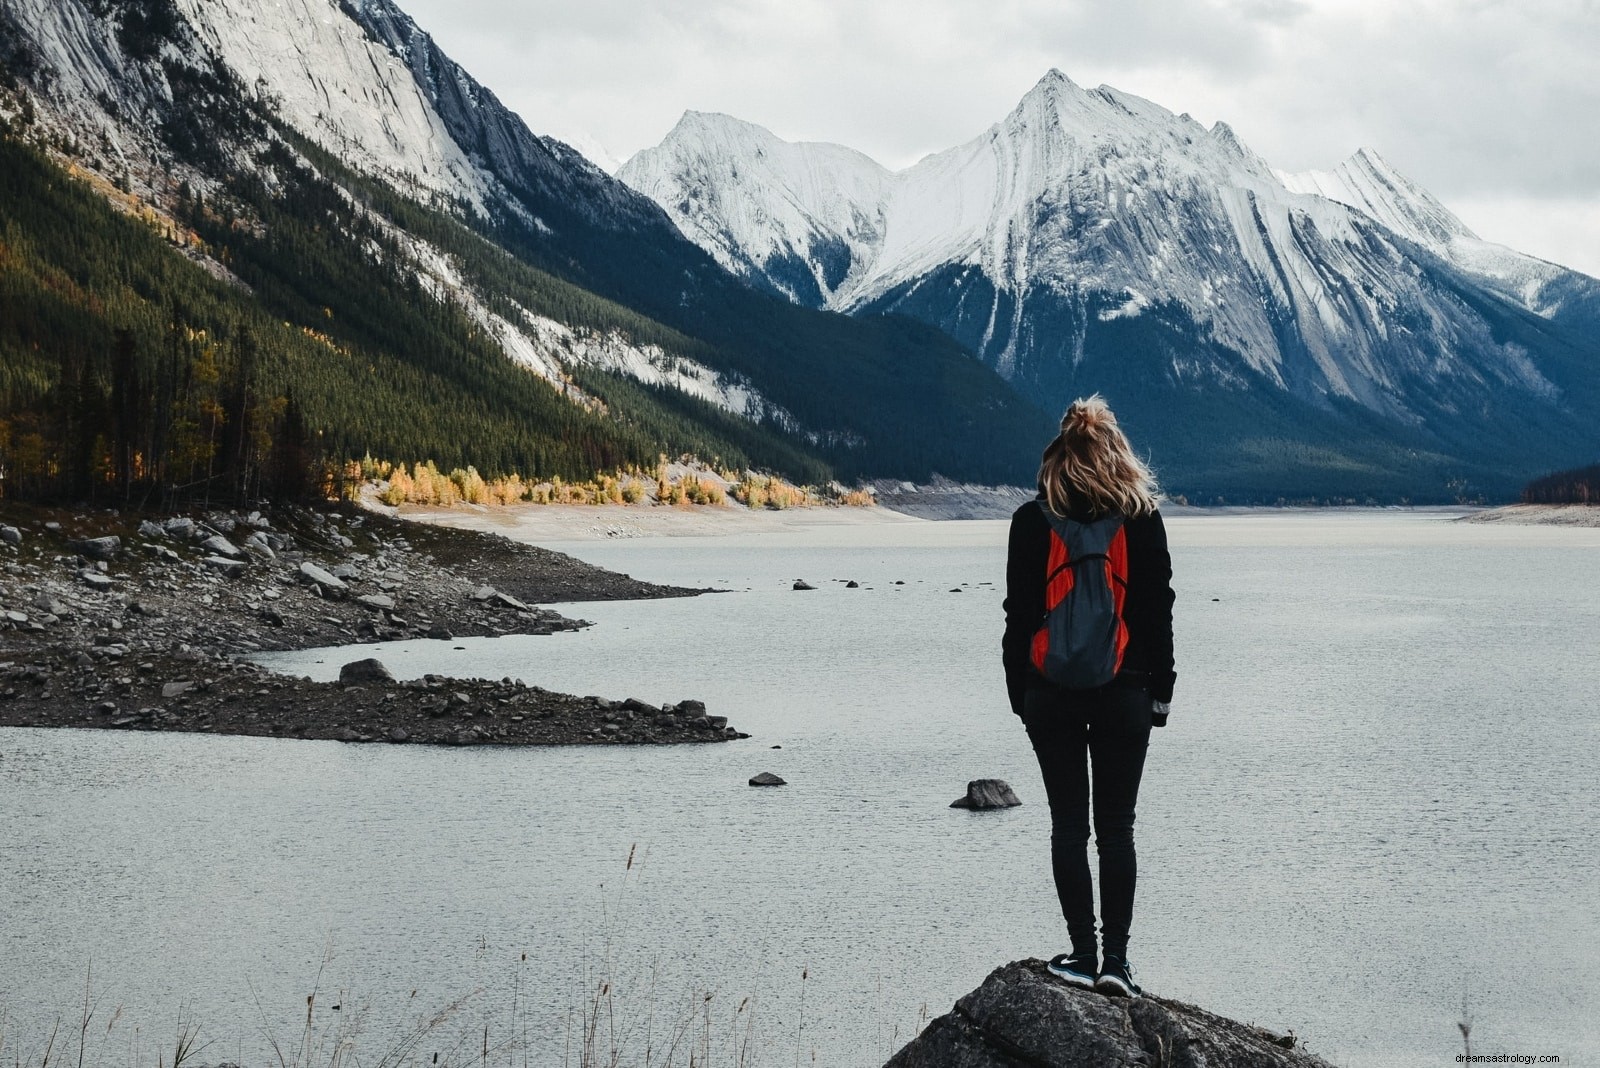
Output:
[1001,394,1176,999]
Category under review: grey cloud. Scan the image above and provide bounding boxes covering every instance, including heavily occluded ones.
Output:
[393,0,1600,269]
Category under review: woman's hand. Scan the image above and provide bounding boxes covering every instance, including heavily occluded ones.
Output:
[1151,700,1170,728]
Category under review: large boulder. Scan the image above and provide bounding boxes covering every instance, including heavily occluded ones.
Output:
[885,960,1333,1068]
[201,555,247,577]
[299,562,348,595]
[950,779,1022,809]
[339,658,394,685]
[70,535,121,560]
[199,534,242,557]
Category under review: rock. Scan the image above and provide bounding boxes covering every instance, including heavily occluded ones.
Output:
[386,727,410,743]
[749,772,786,786]
[32,595,68,619]
[793,579,816,591]
[137,519,167,539]
[198,534,240,557]
[355,593,396,611]
[299,562,347,593]
[260,607,285,627]
[79,571,114,590]
[242,532,275,558]
[4,610,27,624]
[339,658,394,684]
[0,525,21,545]
[707,715,729,730]
[470,585,497,601]
[163,517,197,539]
[335,727,362,742]
[331,563,360,580]
[426,624,453,640]
[845,580,860,588]
[885,959,1334,1068]
[950,779,1022,810]
[675,699,707,716]
[70,536,121,560]
[201,555,247,577]
[161,681,194,699]
[492,590,530,612]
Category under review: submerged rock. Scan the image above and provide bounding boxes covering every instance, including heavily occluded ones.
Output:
[886,959,1331,1068]
[950,779,1022,809]
[748,771,786,786]
[793,579,816,591]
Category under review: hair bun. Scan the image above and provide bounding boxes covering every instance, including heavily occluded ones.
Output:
[1061,393,1114,434]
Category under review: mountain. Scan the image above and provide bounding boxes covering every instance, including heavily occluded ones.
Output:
[0,0,1047,495]
[620,72,1600,499]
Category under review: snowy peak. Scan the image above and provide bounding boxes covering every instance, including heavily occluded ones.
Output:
[622,69,1600,436]
[1278,147,1476,251]
[619,111,890,305]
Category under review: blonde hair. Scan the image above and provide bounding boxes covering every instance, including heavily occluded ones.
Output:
[1038,394,1159,518]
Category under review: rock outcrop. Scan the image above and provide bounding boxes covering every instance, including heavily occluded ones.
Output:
[885,960,1333,1068]
[950,779,1022,809]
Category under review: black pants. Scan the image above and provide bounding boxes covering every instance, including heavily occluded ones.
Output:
[1022,683,1153,960]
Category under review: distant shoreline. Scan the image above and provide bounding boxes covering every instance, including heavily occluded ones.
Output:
[401,497,1490,540]
[1458,502,1600,526]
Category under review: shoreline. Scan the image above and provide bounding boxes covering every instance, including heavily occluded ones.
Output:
[0,501,745,746]
[1458,502,1600,526]
[401,498,1489,542]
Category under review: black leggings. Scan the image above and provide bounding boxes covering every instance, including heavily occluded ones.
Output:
[1022,683,1154,960]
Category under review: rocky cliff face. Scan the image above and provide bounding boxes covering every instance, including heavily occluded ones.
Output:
[885,960,1337,1068]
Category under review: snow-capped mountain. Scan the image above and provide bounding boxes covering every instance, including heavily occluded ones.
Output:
[618,110,891,307]
[621,71,1600,483]
[0,0,1045,485]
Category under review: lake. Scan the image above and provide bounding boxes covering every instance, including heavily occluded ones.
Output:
[3,512,1597,1067]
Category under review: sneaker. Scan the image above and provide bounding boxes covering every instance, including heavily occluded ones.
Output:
[1094,954,1141,998]
[1046,951,1098,989]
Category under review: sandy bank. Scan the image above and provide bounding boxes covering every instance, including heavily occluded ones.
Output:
[1460,503,1600,526]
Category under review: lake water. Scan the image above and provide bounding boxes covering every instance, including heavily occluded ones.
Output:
[3,512,1598,1067]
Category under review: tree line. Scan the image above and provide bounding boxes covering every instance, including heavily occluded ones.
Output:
[1521,463,1600,505]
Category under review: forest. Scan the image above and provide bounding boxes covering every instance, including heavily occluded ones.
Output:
[0,127,831,506]
[1521,462,1600,505]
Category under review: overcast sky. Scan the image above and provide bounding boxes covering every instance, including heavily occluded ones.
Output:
[398,0,1600,277]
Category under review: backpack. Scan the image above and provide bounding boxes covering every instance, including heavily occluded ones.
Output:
[1029,501,1130,689]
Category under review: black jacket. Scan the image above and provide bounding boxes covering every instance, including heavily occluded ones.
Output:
[1002,496,1177,721]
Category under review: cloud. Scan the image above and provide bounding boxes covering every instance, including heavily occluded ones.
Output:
[394,0,1600,275]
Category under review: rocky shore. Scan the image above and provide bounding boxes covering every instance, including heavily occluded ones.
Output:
[0,502,746,746]
[887,960,1336,1068]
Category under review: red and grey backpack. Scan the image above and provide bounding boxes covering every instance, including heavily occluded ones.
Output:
[1029,501,1130,689]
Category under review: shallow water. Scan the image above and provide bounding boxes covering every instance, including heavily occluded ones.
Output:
[3,512,1598,1066]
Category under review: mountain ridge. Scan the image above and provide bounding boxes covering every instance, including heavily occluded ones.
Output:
[619,70,1600,498]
